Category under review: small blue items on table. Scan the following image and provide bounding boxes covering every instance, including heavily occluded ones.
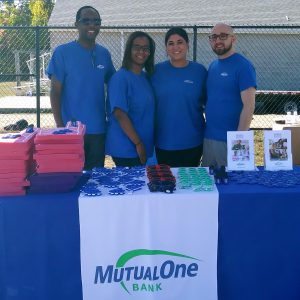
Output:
[81,166,146,197]
[228,169,300,188]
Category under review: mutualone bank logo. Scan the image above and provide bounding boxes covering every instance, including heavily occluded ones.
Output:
[94,249,200,294]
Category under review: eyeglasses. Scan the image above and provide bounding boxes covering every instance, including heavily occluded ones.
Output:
[208,33,232,42]
[78,18,102,26]
[132,45,150,53]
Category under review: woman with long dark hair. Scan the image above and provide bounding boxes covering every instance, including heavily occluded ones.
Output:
[151,27,207,167]
[105,31,156,167]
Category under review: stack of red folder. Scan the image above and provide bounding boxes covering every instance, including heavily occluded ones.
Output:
[29,122,85,193]
[0,128,38,196]
[34,122,85,173]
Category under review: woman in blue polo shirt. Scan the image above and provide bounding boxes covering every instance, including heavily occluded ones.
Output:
[151,27,207,167]
[105,31,156,167]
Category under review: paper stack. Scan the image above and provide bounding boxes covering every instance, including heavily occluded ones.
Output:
[0,128,38,196]
[29,122,85,193]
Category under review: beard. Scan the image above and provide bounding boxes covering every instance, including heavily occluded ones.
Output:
[212,42,233,56]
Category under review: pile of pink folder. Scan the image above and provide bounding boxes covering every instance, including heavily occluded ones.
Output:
[0,128,38,196]
[34,122,85,173]
[29,122,85,193]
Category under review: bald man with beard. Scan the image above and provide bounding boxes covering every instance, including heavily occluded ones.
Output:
[202,23,257,168]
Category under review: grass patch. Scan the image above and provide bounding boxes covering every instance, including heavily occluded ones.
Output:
[254,129,264,166]
[0,81,16,97]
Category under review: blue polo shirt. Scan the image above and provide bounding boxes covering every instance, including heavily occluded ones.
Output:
[105,68,155,158]
[151,60,207,150]
[205,53,256,141]
[47,41,115,134]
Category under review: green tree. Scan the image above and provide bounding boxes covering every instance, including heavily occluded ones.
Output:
[0,2,21,26]
[0,1,54,80]
[29,0,54,26]
[14,1,32,26]
[0,1,54,26]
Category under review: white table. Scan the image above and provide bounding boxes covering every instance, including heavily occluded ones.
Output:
[79,174,219,300]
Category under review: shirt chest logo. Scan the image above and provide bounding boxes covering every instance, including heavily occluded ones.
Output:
[220,72,228,77]
[184,80,194,84]
[96,64,105,69]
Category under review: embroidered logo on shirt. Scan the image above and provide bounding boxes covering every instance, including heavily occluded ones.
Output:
[184,80,194,84]
[220,72,228,77]
[96,64,105,69]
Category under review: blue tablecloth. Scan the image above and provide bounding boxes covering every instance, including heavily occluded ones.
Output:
[1,180,300,300]
[217,182,300,300]
[0,191,82,300]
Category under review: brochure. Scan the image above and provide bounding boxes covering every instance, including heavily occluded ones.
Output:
[264,130,293,170]
[227,131,255,171]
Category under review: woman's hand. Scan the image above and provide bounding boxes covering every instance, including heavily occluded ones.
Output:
[135,142,147,164]
[114,108,146,164]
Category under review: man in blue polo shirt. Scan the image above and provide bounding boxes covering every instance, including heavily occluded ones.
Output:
[202,23,257,168]
[47,6,115,170]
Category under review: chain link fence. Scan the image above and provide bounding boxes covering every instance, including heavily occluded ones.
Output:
[0,25,300,132]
